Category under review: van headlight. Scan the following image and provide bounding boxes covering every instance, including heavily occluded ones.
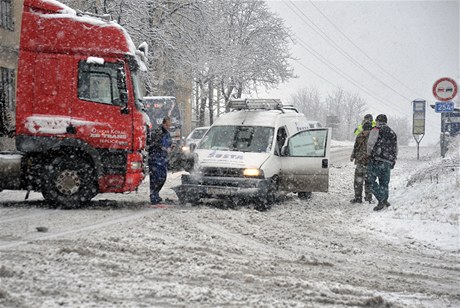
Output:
[243,168,263,177]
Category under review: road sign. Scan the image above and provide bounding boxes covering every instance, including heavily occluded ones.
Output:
[434,101,454,113]
[433,77,458,101]
[412,99,426,160]
[412,100,426,135]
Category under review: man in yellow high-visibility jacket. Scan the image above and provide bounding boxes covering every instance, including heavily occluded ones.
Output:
[354,114,376,136]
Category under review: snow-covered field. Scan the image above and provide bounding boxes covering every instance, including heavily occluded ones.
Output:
[0,142,458,307]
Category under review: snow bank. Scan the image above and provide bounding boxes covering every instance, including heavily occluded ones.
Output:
[366,140,459,251]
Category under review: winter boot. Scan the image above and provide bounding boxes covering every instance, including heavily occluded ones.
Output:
[373,202,385,211]
[383,199,391,207]
[364,197,374,204]
[350,197,362,204]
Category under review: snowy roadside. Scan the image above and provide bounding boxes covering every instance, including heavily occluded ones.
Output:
[365,142,459,252]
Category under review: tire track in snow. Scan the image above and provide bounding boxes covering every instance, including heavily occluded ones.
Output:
[0,208,167,250]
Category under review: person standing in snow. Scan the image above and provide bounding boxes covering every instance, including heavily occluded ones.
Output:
[366,114,398,211]
[148,116,173,205]
[350,122,373,204]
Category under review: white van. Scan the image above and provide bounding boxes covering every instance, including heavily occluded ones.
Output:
[173,99,331,210]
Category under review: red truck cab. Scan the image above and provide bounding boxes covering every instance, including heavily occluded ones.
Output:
[10,0,148,205]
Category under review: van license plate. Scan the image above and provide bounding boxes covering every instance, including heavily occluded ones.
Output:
[207,187,234,195]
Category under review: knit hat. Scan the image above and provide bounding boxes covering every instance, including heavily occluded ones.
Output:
[376,114,387,123]
[364,114,373,121]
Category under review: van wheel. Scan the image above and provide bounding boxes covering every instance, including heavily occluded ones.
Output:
[298,192,312,200]
[254,177,278,211]
[182,157,195,172]
[177,191,200,205]
[42,157,97,208]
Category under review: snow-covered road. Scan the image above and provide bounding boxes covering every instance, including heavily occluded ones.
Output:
[0,145,458,307]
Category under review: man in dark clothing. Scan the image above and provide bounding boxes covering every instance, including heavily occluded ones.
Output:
[350,122,373,203]
[367,114,398,211]
[148,117,173,204]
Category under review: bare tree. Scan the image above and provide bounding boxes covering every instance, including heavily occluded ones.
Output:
[290,87,325,123]
[389,116,411,146]
[289,87,368,140]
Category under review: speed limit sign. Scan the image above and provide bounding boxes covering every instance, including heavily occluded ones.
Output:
[433,77,458,101]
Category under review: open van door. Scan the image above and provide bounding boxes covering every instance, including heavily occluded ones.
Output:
[279,128,331,192]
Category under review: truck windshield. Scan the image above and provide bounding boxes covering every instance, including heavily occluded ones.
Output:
[199,126,274,153]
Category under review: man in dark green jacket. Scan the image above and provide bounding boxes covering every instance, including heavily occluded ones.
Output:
[350,122,373,203]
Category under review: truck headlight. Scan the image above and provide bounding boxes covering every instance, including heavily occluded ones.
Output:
[182,146,190,152]
[243,168,263,177]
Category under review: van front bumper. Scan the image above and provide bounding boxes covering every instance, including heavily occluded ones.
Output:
[173,174,271,199]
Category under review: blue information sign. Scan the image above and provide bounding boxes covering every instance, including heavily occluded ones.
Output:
[435,101,454,113]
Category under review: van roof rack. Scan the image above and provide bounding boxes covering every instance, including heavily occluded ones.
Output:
[227,99,285,111]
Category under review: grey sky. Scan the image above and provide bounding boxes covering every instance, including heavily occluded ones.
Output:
[258,0,459,145]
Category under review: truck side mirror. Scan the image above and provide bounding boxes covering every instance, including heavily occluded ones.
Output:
[189,143,197,152]
[117,67,129,113]
[119,90,128,104]
[117,67,127,90]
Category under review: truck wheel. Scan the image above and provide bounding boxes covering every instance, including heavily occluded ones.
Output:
[42,157,97,208]
[298,192,312,200]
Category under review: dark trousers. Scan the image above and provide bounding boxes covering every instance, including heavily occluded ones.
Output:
[149,160,167,203]
[353,163,372,201]
[367,160,391,203]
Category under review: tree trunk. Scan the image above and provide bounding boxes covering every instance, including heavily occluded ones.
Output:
[208,79,214,125]
[198,81,207,127]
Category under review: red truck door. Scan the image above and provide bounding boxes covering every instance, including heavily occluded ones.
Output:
[71,58,133,150]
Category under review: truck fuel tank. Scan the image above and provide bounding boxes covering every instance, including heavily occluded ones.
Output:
[0,152,23,190]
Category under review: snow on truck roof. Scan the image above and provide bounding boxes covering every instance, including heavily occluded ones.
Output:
[26,0,75,14]
[143,96,176,100]
[22,0,138,57]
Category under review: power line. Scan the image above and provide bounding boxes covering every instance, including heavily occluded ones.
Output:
[294,34,411,116]
[283,3,438,129]
[286,1,415,103]
[285,3,409,113]
[307,0,426,99]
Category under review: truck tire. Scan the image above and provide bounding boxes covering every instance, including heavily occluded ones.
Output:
[42,157,97,208]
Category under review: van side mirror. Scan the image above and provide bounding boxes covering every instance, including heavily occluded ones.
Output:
[189,143,197,152]
[281,144,288,156]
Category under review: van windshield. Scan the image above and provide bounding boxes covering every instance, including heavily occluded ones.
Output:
[199,126,274,153]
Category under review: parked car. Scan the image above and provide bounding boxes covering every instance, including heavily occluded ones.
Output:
[184,126,210,147]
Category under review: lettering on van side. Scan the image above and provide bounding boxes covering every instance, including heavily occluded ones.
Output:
[207,150,244,160]
[295,122,310,131]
